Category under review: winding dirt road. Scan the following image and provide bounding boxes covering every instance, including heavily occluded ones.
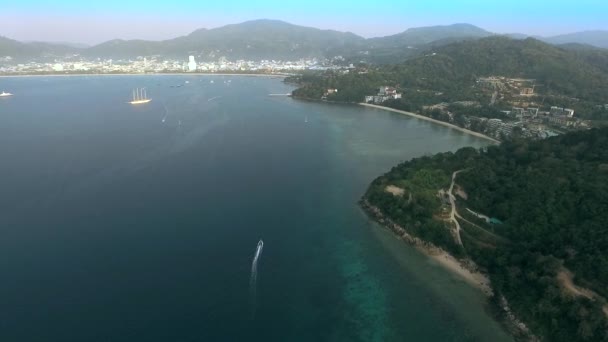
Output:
[448,170,467,246]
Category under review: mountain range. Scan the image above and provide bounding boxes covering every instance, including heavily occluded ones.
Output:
[1,19,608,62]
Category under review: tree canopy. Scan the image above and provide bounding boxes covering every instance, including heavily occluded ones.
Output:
[364,128,608,341]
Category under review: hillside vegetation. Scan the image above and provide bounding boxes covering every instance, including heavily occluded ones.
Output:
[364,128,608,341]
[293,37,608,118]
[397,37,608,100]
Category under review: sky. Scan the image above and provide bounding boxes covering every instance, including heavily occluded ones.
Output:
[2,0,608,45]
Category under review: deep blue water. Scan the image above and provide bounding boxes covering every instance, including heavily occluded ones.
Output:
[0,75,512,341]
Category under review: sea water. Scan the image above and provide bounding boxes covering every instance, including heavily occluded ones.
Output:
[0,75,512,341]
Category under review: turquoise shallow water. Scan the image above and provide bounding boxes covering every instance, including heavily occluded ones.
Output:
[0,75,512,341]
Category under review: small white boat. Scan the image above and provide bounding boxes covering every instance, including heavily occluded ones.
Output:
[0,91,13,97]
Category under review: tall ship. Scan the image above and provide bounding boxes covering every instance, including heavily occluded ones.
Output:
[129,88,151,104]
[0,91,13,97]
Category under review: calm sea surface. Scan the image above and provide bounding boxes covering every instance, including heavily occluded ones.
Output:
[0,76,512,341]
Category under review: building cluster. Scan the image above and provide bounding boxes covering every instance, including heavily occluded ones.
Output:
[468,104,588,139]
[477,77,537,94]
[473,117,529,139]
[472,76,595,136]
[420,100,589,140]
[365,86,402,104]
[503,105,586,128]
[0,55,340,75]
[322,88,338,100]
[542,106,582,128]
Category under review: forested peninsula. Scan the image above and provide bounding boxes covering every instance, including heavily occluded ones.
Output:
[362,128,608,341]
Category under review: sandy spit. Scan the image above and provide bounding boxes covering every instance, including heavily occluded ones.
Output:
[360,103,501,144]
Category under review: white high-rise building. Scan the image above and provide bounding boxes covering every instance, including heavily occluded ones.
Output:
[188,56,197,72]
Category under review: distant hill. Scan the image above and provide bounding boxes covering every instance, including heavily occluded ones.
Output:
[0,22,524,63]
[0,36,32,59]
[369,23,492,48]
[395,36,608,101]
[0,36,79,61]
[2,21,608,62]
[26,41,90,49]
[544,30,608,49]
[83,39,163,60]
[94,20,494,63]
[504,33,531,40]
[82,19,366,60]
[83,22,493,62]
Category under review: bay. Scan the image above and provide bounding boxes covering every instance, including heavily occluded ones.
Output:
[0,75,512,341]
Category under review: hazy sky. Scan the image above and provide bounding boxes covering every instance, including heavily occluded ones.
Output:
[2,0,607,44]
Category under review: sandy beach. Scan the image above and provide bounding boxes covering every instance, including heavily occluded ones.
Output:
[397,225,493,296]
[361,200,493,296]
[425,246,493,296]
[360,103,501,144]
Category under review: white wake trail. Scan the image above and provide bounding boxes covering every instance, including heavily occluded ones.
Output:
[162,103,169,123]
[250,239,264,318]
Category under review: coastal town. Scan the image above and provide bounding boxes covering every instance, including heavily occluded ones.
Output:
[0,55,343,75]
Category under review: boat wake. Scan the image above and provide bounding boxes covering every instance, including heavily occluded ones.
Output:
[208,96,221,102]
[162,103,169,123]
[250,239,264,319]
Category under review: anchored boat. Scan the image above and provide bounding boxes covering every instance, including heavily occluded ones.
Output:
[129,88,151,104]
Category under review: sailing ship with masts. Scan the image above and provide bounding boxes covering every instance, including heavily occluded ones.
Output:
[129,88,151,104]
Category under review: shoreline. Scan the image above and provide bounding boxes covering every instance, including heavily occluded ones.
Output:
[426,245,493,296]
[360,103,501,144]
[360,200,493,296]
[361,200,536,339]
[0,72,290,78]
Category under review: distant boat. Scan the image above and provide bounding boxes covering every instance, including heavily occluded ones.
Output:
[0,91,13,97]
[210,80,214,84]
[129,88,151,104]
[305,116,308,123]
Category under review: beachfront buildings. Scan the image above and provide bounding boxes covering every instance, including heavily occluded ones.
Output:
[365,86,403,104]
